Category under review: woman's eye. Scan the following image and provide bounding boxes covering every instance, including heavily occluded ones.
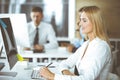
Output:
[83,20,87,22]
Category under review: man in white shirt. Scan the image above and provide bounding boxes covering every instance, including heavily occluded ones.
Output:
[25,6,58,52]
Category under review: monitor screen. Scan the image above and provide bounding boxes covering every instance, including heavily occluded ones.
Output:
[0,18,18,70]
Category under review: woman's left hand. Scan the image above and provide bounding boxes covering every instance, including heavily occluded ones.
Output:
[39,67,55,80]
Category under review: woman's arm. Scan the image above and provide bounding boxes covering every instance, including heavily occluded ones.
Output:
[54,42,111,80]
[62,70,75,75]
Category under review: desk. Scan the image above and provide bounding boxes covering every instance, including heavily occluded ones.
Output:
[1,61,59,80]
[0,47,72,79]
[20,47,72,63]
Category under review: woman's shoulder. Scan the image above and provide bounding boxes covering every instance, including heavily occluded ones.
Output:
[92,37,111,51]
[95,37,109,46]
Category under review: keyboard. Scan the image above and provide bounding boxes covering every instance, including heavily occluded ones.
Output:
[31,69,40,79]
[31,69,45,79]
[31,70,39,79]
[31,62,56,79]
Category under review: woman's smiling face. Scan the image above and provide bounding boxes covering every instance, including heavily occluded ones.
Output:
[79,12,93,35]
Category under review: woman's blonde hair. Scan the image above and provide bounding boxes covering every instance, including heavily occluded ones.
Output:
[79,6,111,46]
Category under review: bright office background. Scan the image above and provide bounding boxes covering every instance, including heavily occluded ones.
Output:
[0,0,75,39]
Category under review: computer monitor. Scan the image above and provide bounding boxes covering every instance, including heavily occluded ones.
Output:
[0,18,18,77]
[0,18,18,70]
[0,14,30,48]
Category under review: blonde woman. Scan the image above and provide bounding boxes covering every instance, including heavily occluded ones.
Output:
[39,6,112,80]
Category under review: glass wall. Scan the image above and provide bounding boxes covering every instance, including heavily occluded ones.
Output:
[0,0,69,37]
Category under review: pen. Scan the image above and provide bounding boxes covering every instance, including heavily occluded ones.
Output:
[46,62,52,67]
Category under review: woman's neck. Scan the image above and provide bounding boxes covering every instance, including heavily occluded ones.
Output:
[88,33,95,41]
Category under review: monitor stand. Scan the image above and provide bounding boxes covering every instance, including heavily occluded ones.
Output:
[0,72,17,77]
[0,63,17,77]
[0,63,5,70]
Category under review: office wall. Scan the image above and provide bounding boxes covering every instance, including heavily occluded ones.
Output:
[76,0,120,38]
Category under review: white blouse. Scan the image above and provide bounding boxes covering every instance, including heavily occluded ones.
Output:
[55,37,112,80]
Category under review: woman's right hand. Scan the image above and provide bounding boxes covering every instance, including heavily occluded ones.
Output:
[39,67,55,80]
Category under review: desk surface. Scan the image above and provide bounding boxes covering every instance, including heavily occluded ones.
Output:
[20,47,72,58]
[0,47,72,80]
[1,61,59,80]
